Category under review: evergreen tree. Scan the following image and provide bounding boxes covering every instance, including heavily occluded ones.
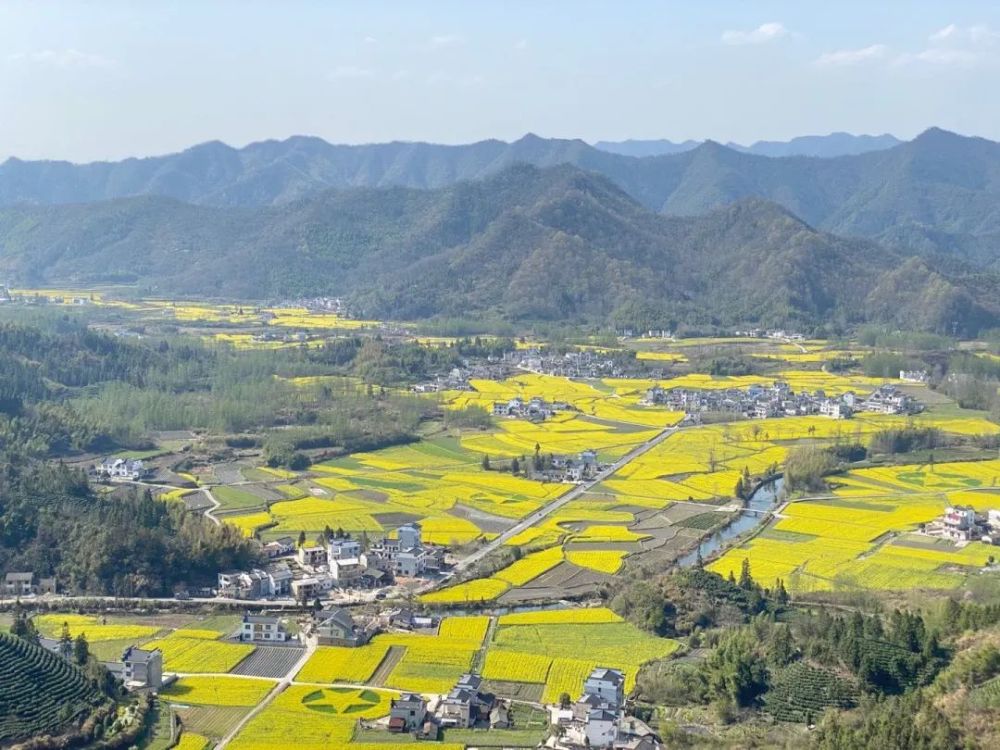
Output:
[9,599,39,644]
[774,578,789,604]
[58,621,73,660]
[73,633,89,666]
[738,558,753,590]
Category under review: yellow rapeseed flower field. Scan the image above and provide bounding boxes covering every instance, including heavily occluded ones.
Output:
[228,685,397,750]
[498,608,623,626]
[566,549,628,574]
[296,644,391,684]
[161,676,275,706]
[173,734,210,750]
[33,614,160,642]
[420,578,510,604]
[142,634,255,673]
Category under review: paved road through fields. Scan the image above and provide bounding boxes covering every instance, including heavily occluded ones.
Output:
[453,422,683,572]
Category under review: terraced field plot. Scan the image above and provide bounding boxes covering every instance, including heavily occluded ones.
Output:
[404,368,999,605]
[422,538,624,603]
[231,646,305,678]
[227,436,568,542]
[0,632,107,744]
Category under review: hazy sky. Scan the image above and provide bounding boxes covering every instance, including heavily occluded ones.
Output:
[3,0,1000,162]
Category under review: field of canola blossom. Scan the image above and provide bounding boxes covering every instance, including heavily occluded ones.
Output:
[421,538,632,604]
[161,676,275,706]
[427,370,999,603]
[225,436,568,543]
[710,459,1000,593]
[143,632,255,674]
[226,686,452,750]
[33,614,160,642]
[225,372,692,547]
[483,609,679,703]
[293,611,675,714]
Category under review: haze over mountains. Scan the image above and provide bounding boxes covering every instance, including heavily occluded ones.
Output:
[1,127,1000,333]
[1,163,997,335]
[593,132,902,159]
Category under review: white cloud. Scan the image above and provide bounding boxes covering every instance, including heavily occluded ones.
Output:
[328,65,375,80]
[894,47,979,67]
[929,23,999,44]
[721,22,789,46]
[363,35,378,45]
[894,23,1000,67]
[929,24,959,43]
[7,48,114,69]
[969,25,1000,43]
[814,44,888,67]
[514,38,528,51]
[429,34,463,49]
[391,69,411,81]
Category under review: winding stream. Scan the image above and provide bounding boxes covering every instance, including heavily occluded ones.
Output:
[676,476,784,568]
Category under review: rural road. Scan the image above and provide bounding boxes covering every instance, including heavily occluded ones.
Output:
[453,422,682,572]
[215,633,318,749]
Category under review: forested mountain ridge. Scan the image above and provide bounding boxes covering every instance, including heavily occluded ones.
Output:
[3,128,1000,265]
[1,164,996,334]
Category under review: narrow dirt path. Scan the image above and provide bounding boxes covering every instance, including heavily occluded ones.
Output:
[215,634,317,748]
[471,615,497,673]
[369,645,406,687]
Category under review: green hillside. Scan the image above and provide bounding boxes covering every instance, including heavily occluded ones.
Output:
[3,128,1000,265]
[0,632,108,743]
[1,163,997,334]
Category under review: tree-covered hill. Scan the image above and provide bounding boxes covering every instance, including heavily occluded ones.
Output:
[1,163,997,334]
[0,631,109,743]
[3,128,1000,265]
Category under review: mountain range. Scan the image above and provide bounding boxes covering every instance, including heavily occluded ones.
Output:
[1,164,996,334]
[2,127,1000,332]
[593,132,901,158]
[1,128,998,268]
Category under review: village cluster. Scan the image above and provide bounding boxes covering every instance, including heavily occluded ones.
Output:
[379,666,661,749]
[217,522,445,603]
[642,380,923,421]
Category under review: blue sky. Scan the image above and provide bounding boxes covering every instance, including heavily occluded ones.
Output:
[2,0,999,162]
